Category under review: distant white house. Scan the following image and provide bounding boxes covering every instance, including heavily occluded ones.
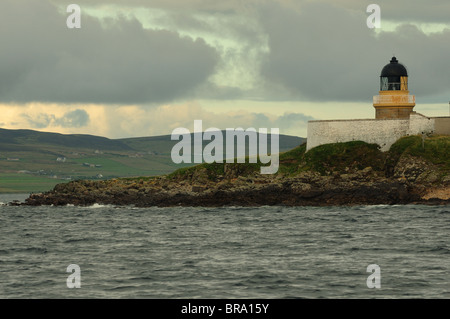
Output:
[56,157,66,162]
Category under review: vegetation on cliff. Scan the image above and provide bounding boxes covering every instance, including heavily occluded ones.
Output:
[166,135,449,183]
[387,135,449,171]
[22,135,450,207]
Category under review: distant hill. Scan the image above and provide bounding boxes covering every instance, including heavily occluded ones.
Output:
[23,135,450,207]
[0,128,305,193]
[119,131,305,156]
[0,128,132,152]
[0,128,305,154]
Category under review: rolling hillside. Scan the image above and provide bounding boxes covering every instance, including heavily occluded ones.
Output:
[0,128,305,193]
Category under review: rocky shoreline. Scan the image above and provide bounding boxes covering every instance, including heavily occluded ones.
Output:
[19,138,450,207]
[21,165,449,207]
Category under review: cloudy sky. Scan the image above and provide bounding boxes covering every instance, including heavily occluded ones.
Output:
[1,0,449,138]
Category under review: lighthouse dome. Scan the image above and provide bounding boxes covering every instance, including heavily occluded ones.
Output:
[380,57,408,77]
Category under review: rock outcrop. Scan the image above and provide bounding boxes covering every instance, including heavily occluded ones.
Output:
[21,137,450,207]
[23,163,448,207]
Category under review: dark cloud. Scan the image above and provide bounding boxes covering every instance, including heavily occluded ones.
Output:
[260,2,381,102]
[259,1,450,103]
[2,0,449,106]
[0,0,219,104]
[21,109,89,128]
[376,0,450,24]
[21,113,54,129]
[55,109,90,127]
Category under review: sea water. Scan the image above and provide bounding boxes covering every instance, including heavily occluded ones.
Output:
[0,194,449,298]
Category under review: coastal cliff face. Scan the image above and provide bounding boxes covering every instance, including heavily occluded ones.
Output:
[23,136,450,207]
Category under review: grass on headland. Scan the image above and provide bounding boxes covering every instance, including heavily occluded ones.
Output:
[6,135,447,191]
[165,140,385,180]
[165,135,450,181]
[387,135,449,172]
[167,161,262,181]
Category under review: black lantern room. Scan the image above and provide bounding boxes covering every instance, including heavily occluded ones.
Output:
[380,57,408,91]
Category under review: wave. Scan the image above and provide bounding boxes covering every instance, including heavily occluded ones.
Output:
[64,238,96,243]
[1,247,48,254]
[87,203,114,209]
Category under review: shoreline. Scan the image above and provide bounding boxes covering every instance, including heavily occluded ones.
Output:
[16,137,450,208]
[6,201,450,207]
[19,172,450,207]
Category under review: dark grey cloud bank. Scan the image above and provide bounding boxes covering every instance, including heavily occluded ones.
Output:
[123,0,450,103]
[379,0,450,24]
[0,0,218,104]
[1,0,450,105]
[259,1,450,103]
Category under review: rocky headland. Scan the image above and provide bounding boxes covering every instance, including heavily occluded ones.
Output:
[22,135,450,207]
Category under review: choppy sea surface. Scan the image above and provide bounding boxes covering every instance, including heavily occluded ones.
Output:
[0,193,449,299]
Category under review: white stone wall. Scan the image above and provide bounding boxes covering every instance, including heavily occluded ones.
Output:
[433,117,450,135]
[307,113,435,152]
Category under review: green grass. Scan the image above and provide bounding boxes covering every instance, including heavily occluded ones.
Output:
[0,128,305,192]
[166,140,383,179]
[0,173,61,193]
[277,143,307,175]
[388,135,450,172]
[165,135,450,180]
[71,155,187,177]
[2,133,449,192]
[303,141,384,174]
[167,161,262,181]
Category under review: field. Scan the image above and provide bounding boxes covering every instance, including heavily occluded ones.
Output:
[0,128,305,193]
[0,149,191,193]
[0,173,61,193]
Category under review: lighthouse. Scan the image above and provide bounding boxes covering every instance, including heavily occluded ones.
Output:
[306,56,449,152]
[373,56,416,119]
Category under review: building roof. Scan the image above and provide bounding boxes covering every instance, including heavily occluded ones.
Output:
[380,56,408,77]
